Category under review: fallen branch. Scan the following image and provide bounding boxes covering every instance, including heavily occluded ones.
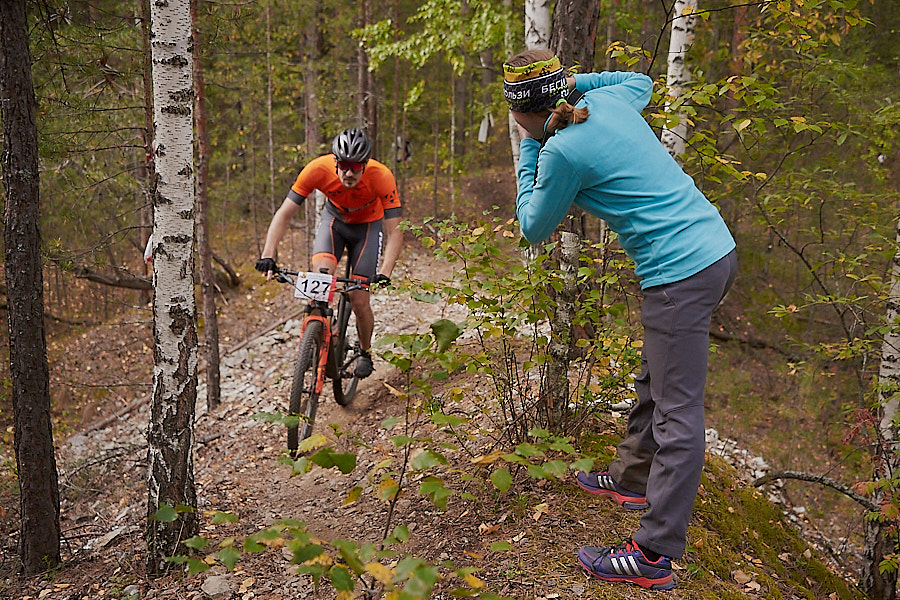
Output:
[753,470,878,512]
[73,265,152,291]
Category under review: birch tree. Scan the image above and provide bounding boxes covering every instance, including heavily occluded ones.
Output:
[2,0,61,574]
[660,0,698,158]
[542,0,600,431]
[866,263,900,596]
[145,0,200,574]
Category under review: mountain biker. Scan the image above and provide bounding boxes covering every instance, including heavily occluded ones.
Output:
[503,49,736,590]
[255,128,403,378]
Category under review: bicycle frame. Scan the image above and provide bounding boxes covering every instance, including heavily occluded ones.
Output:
[300,311,331,395]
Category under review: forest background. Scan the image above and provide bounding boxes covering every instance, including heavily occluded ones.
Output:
[2,0,900,598]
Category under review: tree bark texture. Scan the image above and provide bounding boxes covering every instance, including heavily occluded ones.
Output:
[1,0,62,574]
[192,0,221,411]
[146,0,200,574]
[862,237,900,598]
[660,0,697,158]
[524,0,551,49]
[549,0,601,72]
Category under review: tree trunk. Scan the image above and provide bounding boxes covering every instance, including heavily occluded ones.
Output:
[1,0,62,575]
[550,0,601,72]
[660,0,698,158]
[541,0,600,431]
[862,227,900,598]
[192,0,221,411]
[265,0,276,214]
[146,0,199,574]
[140,0,156,307]
[524,0,551,49]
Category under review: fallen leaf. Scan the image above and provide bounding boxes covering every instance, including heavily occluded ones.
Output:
[732,570,752,585]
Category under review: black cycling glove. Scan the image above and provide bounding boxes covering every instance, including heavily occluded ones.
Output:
[255,257,277,274]
[372,273,391,288]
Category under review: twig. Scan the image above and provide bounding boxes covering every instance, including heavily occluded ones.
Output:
[752,470,878,512]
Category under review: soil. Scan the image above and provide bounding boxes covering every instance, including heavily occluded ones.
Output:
[0,167,864,600]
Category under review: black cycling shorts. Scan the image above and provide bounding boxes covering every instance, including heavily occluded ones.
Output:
[312,209,383,280]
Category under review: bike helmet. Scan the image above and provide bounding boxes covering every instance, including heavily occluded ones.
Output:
[331,128,372,163]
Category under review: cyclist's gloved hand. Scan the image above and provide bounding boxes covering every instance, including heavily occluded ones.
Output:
[372,273,391,288]
[255,257,277,274]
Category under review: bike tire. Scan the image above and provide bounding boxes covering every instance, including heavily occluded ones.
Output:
[331,293,360,406]
[287,319,323,454]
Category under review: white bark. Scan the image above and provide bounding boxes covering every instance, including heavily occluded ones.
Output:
[524,0,551,50]
[146,0,198,571]
[660,0,697,158]
[879,249,900,438]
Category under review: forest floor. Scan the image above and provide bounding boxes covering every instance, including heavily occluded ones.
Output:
[0,169,871,600]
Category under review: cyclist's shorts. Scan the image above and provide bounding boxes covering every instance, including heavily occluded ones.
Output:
[312,210,383,281]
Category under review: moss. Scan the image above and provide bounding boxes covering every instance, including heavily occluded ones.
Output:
[691,455,865,600]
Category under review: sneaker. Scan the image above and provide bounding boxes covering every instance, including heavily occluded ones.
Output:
[575,470,648,510]
[578,540,675,590]
[354,350,373,378]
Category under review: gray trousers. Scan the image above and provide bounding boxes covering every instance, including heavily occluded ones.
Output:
[609,249,737,558]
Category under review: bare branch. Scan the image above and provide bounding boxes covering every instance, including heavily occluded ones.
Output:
[753,470,878,512]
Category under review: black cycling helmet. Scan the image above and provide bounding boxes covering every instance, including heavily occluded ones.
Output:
[331,128,372,163]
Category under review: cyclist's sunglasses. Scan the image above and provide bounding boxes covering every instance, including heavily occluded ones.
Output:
[336,160,367,173]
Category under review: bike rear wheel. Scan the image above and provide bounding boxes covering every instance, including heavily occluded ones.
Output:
[288,319,323,454]
[331,293,360,406]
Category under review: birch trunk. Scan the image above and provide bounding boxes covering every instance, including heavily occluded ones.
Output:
[660,0,698,158]
[146,0,199,574]
[862,240,900,598]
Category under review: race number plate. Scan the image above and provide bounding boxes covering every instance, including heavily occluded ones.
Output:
[293,272,336,302]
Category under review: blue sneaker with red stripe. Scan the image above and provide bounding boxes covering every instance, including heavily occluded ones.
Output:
[575,470,648,510]
[577,540,675,590]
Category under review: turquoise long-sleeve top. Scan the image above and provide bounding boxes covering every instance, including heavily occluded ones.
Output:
[515,71,735,289]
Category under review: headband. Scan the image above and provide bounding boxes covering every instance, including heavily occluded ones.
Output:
[503,56,568,113]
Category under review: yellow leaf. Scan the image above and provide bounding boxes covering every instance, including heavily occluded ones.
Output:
[463,573,485,589]
[470,450,504,465]
[472,227,485,236]
[735,119,751,132]
[365,562,395,585]
[681,4,695,15]
[239,577,255,593]
[343,486,363,506]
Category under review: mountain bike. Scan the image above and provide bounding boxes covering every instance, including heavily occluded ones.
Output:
[273,263,370,454]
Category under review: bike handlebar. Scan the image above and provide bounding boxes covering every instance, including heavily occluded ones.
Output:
[272,267,370,292]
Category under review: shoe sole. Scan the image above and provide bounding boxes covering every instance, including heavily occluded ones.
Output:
[575,478,648,510]
[578,556,675,591]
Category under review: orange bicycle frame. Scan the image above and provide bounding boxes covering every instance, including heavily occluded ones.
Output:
[300,313,332,395]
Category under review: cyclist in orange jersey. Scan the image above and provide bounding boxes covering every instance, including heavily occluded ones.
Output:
[256,128,403,378]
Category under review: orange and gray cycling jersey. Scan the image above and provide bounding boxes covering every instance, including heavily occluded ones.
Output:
[287,155,402,224]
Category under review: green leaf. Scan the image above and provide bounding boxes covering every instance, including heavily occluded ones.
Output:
[419,476,454,510]
[410,449,448,471]
[289,542,325,563]
[210,511,238,524]
[184,536,209,550]
[381,416,404,429]
[151,503,178,522]
[385,525,410,545]
[218,546,241,570]
[329,565,355,591]
[490,467,512,493]
[431,319,462,352]
[490,541,512,552]
[187,558,211,574]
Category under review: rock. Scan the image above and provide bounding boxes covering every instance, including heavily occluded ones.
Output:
[201,574,232,600]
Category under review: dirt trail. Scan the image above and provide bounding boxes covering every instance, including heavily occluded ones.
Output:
[45,247,470,599]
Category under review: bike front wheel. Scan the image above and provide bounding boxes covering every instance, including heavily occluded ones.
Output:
[288,319,323,454]
[331,293,360,406]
